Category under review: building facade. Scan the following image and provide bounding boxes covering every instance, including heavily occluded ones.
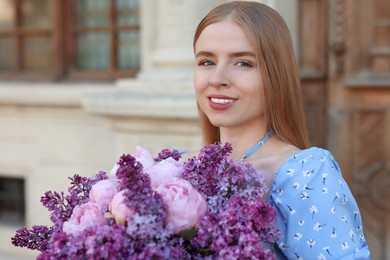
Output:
[0,1,389,259]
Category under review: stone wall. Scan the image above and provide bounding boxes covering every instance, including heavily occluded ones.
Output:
[0,1,298,258]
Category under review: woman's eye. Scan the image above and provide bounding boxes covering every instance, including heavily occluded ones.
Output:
[236,61,252,67]
[199,60,214,66]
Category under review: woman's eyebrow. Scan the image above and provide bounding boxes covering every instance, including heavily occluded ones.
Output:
[195,51,254,58]
[195,51,214,58]
[229,51,255,58]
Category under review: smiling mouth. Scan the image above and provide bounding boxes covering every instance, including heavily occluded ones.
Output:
[210,98,234,104]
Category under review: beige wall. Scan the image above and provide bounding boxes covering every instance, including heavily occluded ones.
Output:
[0,1,298,258]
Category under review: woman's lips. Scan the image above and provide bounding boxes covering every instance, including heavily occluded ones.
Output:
[207,95,237,110]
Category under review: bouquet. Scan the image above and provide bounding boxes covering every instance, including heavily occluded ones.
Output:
[12,143,280,259]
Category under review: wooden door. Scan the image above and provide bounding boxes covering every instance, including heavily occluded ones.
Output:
[299,1,390,259]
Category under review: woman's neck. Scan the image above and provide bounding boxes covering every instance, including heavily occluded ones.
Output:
[220,124,268,161]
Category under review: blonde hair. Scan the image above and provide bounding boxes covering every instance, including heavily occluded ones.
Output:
[193,1,309,149]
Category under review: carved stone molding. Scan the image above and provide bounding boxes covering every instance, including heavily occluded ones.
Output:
[331,0,348,75]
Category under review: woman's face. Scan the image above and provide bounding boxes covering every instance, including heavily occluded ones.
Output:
[194,20,265,131]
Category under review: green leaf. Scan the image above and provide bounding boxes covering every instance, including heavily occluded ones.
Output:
[178,228,197,241]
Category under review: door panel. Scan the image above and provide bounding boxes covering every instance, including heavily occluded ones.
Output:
[300,1,390,259]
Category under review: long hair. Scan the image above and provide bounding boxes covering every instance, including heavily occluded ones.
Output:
[193,1,309,149]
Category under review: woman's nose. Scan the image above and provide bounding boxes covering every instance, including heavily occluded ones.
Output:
[208,65,230,88]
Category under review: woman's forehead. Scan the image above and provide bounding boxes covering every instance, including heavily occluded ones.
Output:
[195,20,253,53]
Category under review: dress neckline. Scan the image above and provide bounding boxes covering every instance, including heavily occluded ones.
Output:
[240,130,273,161]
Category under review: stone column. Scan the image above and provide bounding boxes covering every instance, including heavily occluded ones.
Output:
[121,0,225,90]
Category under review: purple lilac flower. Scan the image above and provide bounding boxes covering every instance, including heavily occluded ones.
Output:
[192,194,279,259]
[155,148,182,162]
[108,154,184,258]
[12,171,109,253]
[11,225,53,252]
[115,154,167,220]
[182,143,233,197]
[12,144,279,259]
[40,172,109,231]
[183,142,268,211]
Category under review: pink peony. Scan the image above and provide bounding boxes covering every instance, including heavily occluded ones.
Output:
[109,189,134,224]
[110,146,155,178]
[155,177,208,234]
[110,163,120,177]
[89,179,119,211]
[63,202,107,236]
[146,157,184,189]
[133,146,155,170]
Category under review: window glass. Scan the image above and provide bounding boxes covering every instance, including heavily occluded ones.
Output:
[76,33,110,70]
[22,36,53,70]
[116,0,139,26]
[76,0,110,27]
[118,31,140,70]
[0,38,16,70]
[21,0,52,29]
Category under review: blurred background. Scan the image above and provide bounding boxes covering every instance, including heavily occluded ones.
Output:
[0,0,389,259]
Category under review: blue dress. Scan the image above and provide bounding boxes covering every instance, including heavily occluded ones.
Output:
[268,147,370,259]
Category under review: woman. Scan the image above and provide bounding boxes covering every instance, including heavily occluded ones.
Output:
[193,1,370,259]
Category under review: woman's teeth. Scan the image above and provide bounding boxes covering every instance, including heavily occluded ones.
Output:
[210,98,233,104]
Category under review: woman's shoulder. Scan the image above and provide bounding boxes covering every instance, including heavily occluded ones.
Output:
[275,147,340,178]
[283,146,335,162]
[270,146,344,200]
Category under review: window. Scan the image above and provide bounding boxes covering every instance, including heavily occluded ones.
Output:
[0,0,140,81]
[0,177,25,225]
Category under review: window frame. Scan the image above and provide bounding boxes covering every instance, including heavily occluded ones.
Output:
[0,0,140,81]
